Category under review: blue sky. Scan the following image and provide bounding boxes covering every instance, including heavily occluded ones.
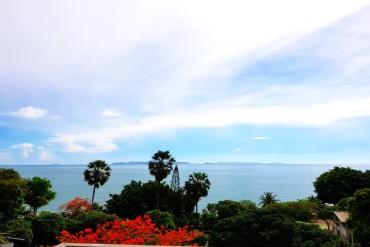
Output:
[1,1,370,165]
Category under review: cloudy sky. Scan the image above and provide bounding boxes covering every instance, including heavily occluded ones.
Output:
[1,1,370,165]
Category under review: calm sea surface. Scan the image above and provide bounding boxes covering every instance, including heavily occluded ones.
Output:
[2,163,370,212]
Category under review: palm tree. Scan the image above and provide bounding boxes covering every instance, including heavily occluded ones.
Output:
[259,192,278,207]
[148,150,176,210]
[84,160,111,205]
[184,172,211,213]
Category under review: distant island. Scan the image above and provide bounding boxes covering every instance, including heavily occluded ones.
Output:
[111,161,191,165]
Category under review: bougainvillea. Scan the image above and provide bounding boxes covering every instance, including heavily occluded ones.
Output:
[57,214,203,246]
[59,197,92,217]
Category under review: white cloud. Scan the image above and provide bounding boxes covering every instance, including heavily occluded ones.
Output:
[49,133,118,154]
[10,106,47,119]
[101,109,122,117]
[252,137,270,140]
[11,143,34,158]
[235,148,241,151]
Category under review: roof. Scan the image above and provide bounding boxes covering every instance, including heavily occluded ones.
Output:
[333,211,350,223]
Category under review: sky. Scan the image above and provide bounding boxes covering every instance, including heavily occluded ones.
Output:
[1,1,370,165]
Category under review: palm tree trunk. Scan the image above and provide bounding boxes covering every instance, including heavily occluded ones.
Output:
[156,181,160,211]
[92,185,96,205]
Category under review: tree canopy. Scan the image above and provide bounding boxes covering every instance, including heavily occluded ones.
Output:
[184,172,211,213]
[24,176,56,213]
[259,192,279,207]
[349,188,370,246]
[0,168,25,222]
[148,150,175,183]
[313,166,370,204]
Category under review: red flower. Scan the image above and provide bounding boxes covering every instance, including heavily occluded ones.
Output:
[57,215,203,246]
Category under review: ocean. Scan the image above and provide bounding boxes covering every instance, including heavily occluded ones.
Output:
[1,163,370,212]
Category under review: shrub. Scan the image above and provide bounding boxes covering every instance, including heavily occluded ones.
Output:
[57,215,204,246]
[31,211,67,246]
[145,210,176,229]
[59,197,92,217]
[268,200,317,222]
[66,211,119,233]
[209,208,295,247]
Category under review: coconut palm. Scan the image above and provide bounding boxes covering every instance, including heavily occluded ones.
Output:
[84,160,111,205]
[185,172,211,213]
[259,192,278,207]
[148,150,176,210]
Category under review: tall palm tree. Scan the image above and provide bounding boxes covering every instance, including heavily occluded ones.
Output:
[84,160,111,205]
[148,150,176,210]
[259,192,278,207]
[184,172,211,213]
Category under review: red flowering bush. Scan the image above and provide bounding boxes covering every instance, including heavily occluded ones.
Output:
[59,197,92,217]
[57,214,204,246]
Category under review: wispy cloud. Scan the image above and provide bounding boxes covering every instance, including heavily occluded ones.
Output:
[10,106,47,119]
[11,143,34,158]
[252,137,270,140]
[101,109,122,118]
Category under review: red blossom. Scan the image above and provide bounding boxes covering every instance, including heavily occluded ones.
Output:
[59,197,92,217]
[57,215,203,246]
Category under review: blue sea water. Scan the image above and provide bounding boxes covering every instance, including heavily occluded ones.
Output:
[1,163,370,212]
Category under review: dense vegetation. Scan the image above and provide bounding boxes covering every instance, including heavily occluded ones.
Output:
[1,154,369,246]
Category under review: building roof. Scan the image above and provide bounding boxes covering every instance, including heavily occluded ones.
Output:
[333,211,350,223]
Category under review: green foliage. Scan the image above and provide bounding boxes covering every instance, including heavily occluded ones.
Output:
[201,200,255,231]
[268,200,317,222]
[336,197,354,211]
[292,223,349,247]
[184,172,211,213]
[239,200,258,210]
[350,188,370,246]
[24,176,56,213]
[259,192,279,207]
[31,211,67,246]
[321,240,353,247]
[0,168,25,222]
[209,206,350,247]
[66,211,119,233]
[209,208,295,247]
[313,167,370,204]
[84,160,111,205]
[148,150,175,183]
[145,210,176,229]
[105,180,186,220]
[5,219,33,246]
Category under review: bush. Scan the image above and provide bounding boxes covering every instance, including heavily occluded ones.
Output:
[145,210,176,229]
[66,211,119,233]
[268,200,317,222]
[209,208,295,247]
[31,211,67,246]
[201,200,256,231]
[292,223,337,247]
[57,215,204,246]
[6,219,33,246]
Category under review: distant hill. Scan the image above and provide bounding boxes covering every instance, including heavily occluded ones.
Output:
[111,161,191,165]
